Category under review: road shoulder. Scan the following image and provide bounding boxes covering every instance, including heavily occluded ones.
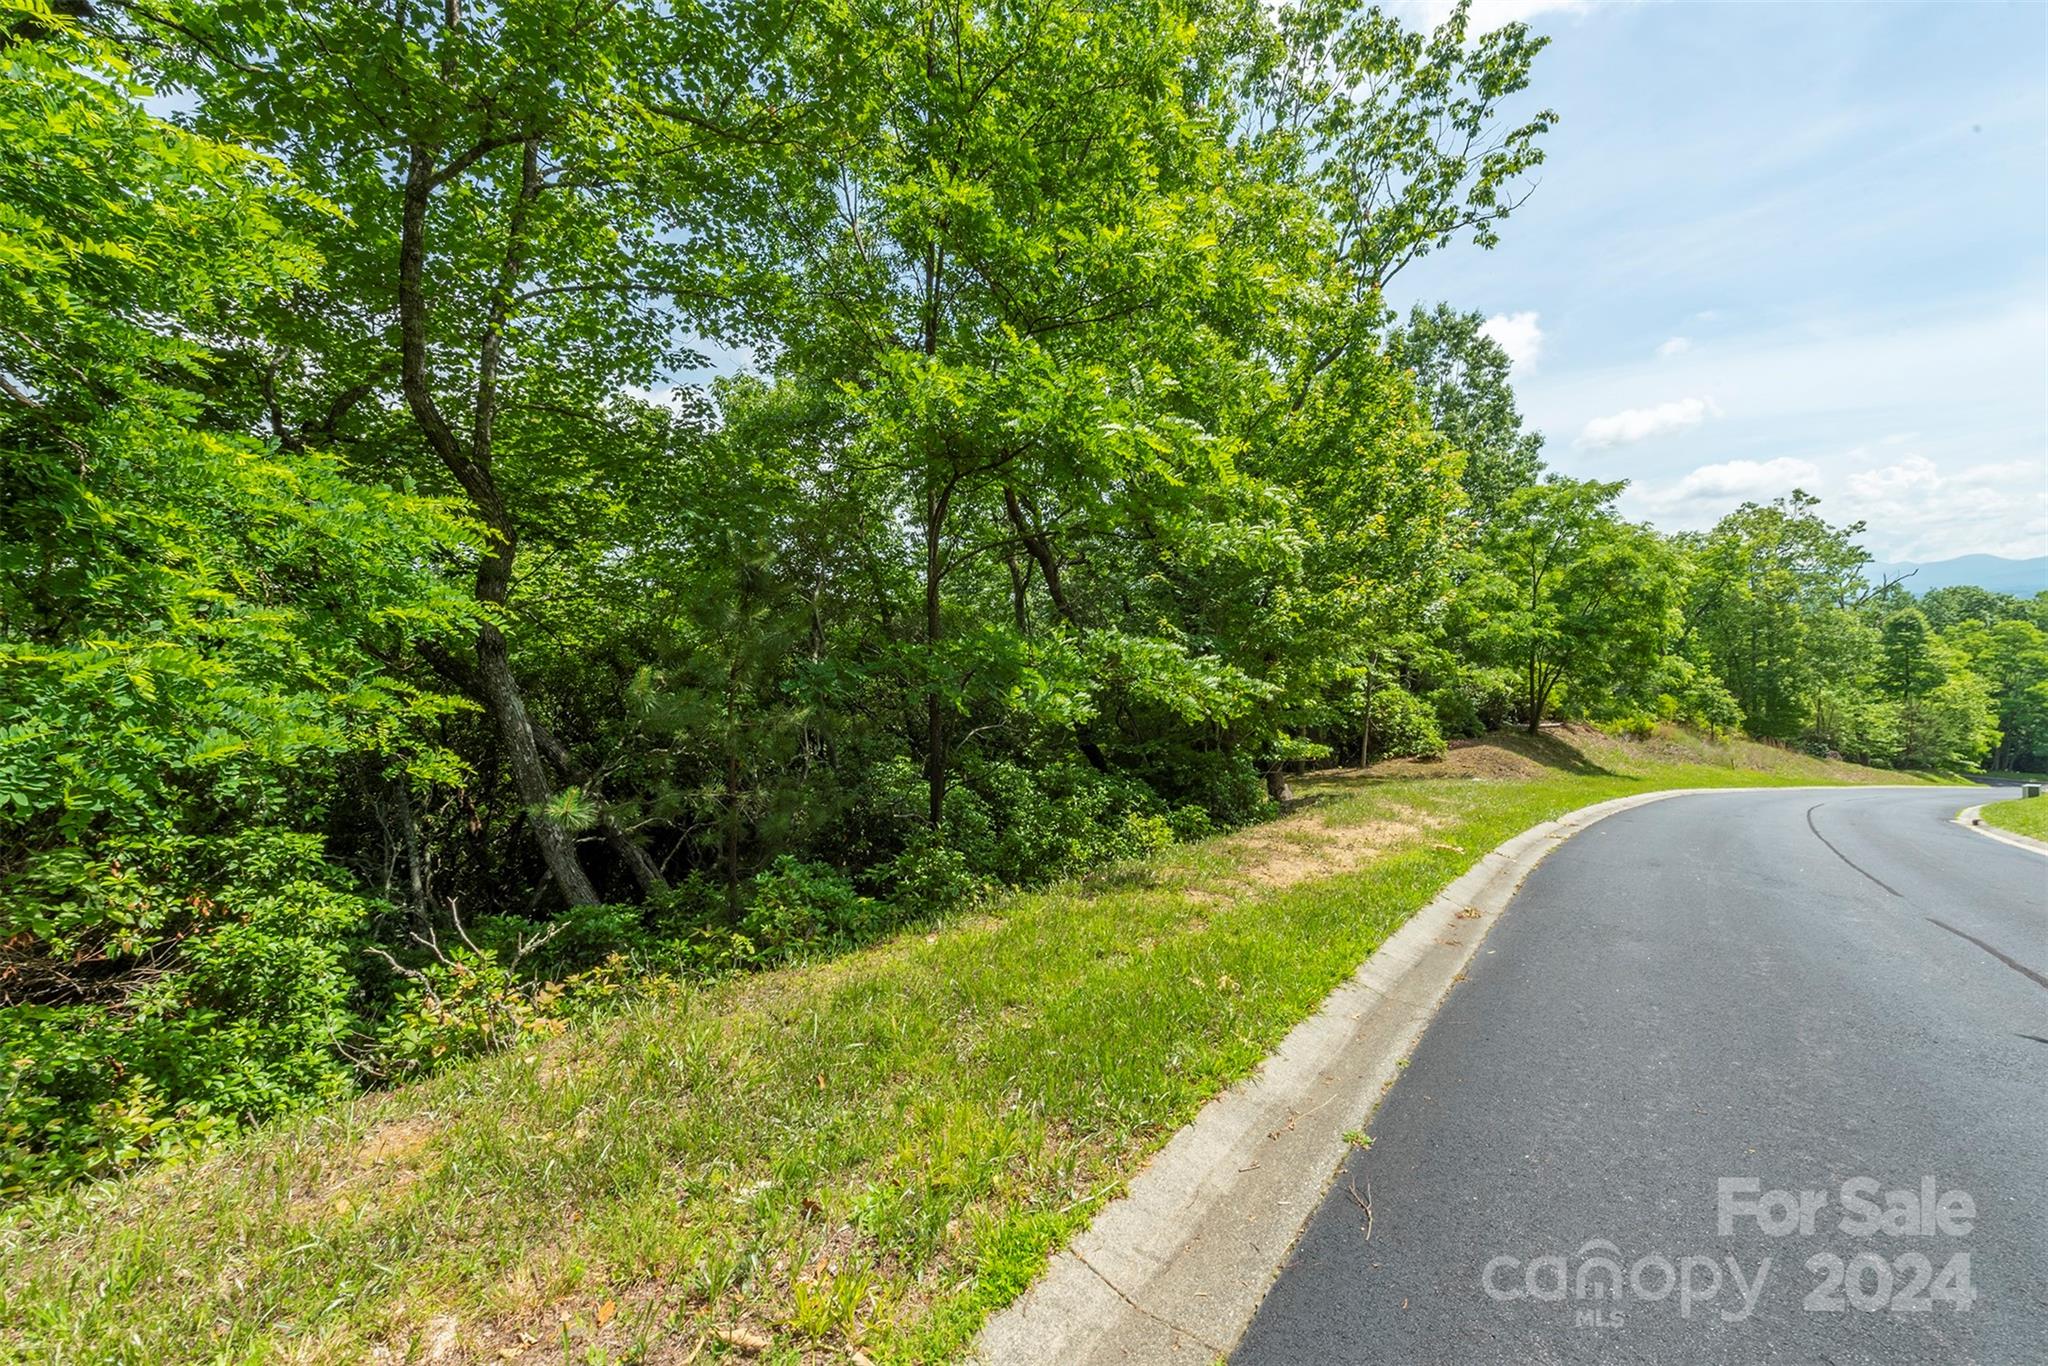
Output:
[1957,802,2048,857]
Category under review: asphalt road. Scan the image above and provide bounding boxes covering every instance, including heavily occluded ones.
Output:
[1233,786,2048,1365]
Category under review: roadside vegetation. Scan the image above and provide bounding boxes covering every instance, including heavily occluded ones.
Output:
[1977,792,2048,842]
[5,0,2044,1227]
[0,727,1948,1363]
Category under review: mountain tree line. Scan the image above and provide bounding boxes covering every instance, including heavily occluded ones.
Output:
[2,0,2040,1190]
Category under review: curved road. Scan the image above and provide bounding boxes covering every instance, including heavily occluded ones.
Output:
[1234,787,2048,1365]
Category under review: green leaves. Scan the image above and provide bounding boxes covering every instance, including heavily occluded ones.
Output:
[0,9,483,1188]
[1461,478,1677,730]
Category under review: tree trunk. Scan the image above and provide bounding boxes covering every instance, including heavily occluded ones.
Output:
[1527,645,1542,733]
[722,750,743,913]
[396,135,599,907]
[394,771,427,915]
[1002,484,1109,772]
[477,620,600,904]
[1360,660,1376,765]
[925,500,946,829]
[921,240,949,832]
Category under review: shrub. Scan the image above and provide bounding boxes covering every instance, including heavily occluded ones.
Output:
[1653,658,1744,738]
[742,857,889,956]
[1366,687,1447,759]
[365,941,637,1080]
[880,839,988,917]
[1119,810,1178,859]
[1428,684,1484,740]
[368,948,564,1076]
[1608,712,1658,740]
[0,832,367,1194]
[1428,669,1520,737]
[1166,803,1215,842]
[1148,750,1270,827]
[469,902,654,979]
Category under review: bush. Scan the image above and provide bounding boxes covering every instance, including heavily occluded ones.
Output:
[1428,684,1484,740]
[742,857,890,956]
[1166,803,1215,842]
[1147,749,1270,827]
[936,760,1182,888]
[1366,686,1446,760]
[469,902,655,978]
[1119,810,1178,859]
[1652,658,1743,737]
[366,941,637,1080]
[1608,711,1658,740]
[881,839,988,917]
[1428,669,1520,738]
[0,833,367,1194]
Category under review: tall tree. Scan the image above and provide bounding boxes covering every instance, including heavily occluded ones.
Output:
[1878,608,1944,705]
[1467,479,1675,732]
[0,3,474,1183]
[1387,302,1546,523]
[1683,492,1875,739]
[778,0,1241,827]
[113,0,802,904]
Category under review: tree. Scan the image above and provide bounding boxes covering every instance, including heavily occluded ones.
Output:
[1466,479,1675,732]
[0,5,473,1185]
[1878,608,1944,705]
[775,0,1247,827]
[1682,492,1875,740]
[1387,303,1545,523]
[1943,616,2048,770]
[1918,584,2025,632]
[115,0,803,905]
[1248,0,1557,291]
[1895,674,1999,772]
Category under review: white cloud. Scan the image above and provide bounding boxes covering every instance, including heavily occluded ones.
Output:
[1832,454,2048,560]
[1393,0,1593,35]
[623,383,698,415]
[1622,447,2048,561]
[1656,457,1820,507]
[1631,457,1820,522]
[1522,303,2042,460]
[1656,336,1693,358]
[1480,311,1544,371]
[1575,396,1717,449]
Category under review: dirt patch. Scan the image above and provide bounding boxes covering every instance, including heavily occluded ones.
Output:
[1323,743,1546,783]
[355,1114,440,1167]
[287,1113,445,1221]
[1311,727,1624,786]
[1212,804,1442,893]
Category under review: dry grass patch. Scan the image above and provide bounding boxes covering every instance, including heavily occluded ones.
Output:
[1213,803,1444,892]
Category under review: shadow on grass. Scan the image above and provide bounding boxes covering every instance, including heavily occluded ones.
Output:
[1295,727,1627,792]
[1486,729,1626,777]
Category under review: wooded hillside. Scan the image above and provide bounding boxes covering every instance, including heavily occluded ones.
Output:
[4,0,2043,1194]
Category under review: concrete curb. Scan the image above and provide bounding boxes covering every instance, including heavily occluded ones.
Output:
[970,784,1951,1366]
[1955,802,2048,858]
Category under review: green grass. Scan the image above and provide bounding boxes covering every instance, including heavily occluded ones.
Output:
[0,727,1946,1364]
[1977,791,2048,841]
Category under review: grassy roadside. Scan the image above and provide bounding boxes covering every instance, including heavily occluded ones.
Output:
[1977,789,2048,841]
[0,727,1948,1364]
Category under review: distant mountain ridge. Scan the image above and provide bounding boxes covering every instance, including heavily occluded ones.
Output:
[1864,554,2048,596]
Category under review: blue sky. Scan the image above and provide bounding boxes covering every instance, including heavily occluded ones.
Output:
[1386,0,2048,562]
